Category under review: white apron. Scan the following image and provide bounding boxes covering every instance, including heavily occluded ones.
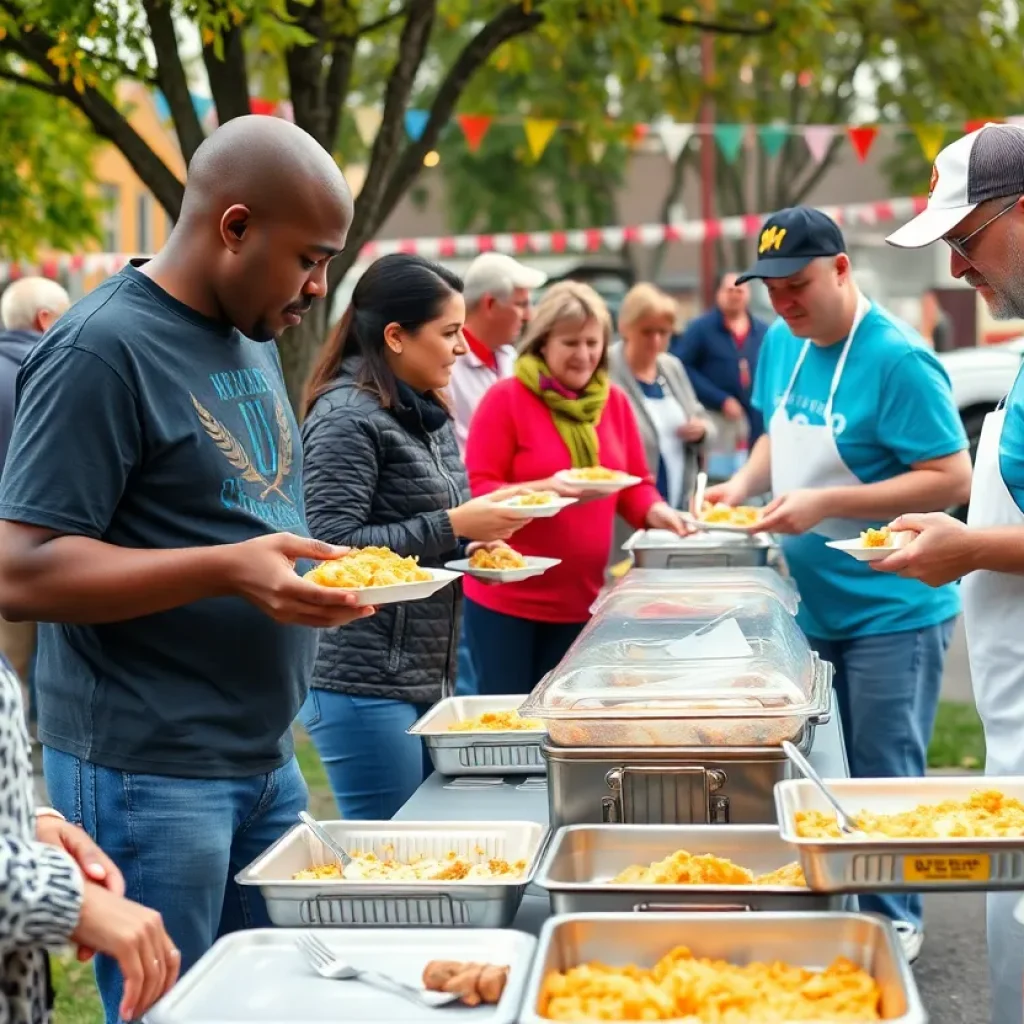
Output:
[640,378,688,507]
[769,293,875,540]
[961,394,1024,1024]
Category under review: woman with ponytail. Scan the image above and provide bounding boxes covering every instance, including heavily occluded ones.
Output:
[463,281,688,695]
[301,254,528,819]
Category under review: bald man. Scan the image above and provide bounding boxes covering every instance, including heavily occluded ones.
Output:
[0,117,368,1020]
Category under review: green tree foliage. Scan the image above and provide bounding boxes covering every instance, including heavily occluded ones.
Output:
[0,81,101,259]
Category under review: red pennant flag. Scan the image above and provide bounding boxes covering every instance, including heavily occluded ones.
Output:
[250,98,276,116]
[629,123,649,146]
[846,125,878,162]
[965,118,1000,133]
[457,114,493,153]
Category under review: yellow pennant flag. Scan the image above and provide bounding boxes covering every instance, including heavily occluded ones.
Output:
[354,107,382,147]
[524,118,559,161]
[588,138,608,164]
[913,124,946,164]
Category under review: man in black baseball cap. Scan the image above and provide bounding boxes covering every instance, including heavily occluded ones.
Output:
[704,204,971,964]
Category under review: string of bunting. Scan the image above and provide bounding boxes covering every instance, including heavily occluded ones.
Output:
[0,196,925,286]
[151,89,1020,166]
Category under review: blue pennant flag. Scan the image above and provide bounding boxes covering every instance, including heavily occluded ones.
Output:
[404,109,430,142]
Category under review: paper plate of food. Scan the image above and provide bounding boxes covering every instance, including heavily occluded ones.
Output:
[498,491,578,518]
[446,546,562,583]
[684,501,764,533]
[304,546,462,605]
[555,466,643,493]
[827,526,913,562]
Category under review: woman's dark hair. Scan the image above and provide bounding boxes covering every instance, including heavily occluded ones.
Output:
[304,253,463,417]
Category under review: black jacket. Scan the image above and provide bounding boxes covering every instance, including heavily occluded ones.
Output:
[302,361,469,703]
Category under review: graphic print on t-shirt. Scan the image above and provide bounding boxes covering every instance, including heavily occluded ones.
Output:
[191,366,303,532]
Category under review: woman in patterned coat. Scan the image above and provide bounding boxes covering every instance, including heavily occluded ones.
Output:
[0,655,178,1023]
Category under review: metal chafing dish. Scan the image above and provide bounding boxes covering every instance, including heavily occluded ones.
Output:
[624,527,778,569]
[534,824,846,913]
[777,776,1024,892]
[518,912,926,1023]
[522,584,832,828]
[145,927,537,1023]
[408,695,546,776]
[235,820,548,928]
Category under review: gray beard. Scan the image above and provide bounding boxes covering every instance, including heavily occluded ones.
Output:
[983,236,1024,319]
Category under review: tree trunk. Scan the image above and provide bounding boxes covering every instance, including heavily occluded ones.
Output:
[279,303,329,417]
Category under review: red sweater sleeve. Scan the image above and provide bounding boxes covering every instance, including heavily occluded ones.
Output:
[611,387,663,527]
[465,380,517,497]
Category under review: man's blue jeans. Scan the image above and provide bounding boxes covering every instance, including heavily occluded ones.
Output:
[809,616,956,930]
[43,746,308,1024]
[298,689,432,820]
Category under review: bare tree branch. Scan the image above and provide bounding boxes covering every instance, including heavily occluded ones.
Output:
[323,35,356,152]
[0,65,62,95]
[357,4,410,36]
[202,24,251,124]
[658,11,777,36]
[142,0,205,163]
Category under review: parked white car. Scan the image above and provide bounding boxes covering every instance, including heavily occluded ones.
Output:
[938,338,1024,517]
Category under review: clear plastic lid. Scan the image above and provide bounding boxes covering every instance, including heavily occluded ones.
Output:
[521,592,822,721]
[590,567,799,618]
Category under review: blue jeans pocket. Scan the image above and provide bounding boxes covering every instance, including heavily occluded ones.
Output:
[298,689,322,729]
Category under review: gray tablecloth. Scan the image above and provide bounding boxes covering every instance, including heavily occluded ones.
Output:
[394,697,850,933]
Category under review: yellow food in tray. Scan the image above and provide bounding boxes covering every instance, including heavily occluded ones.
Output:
[860,527,892,548]
[304,546,431,588]
[795,789,1024,839]
[469,547,528,570]
[294,848,527,882]
[699,501,761,527]
[448,710,544,732]
[539,947,881,1022]
[510,492,556,506]
[564,466,624,481]
[610,849,806,887]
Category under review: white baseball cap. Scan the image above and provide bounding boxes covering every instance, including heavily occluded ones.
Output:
[463,252,548,292]
[886,122,1024,248]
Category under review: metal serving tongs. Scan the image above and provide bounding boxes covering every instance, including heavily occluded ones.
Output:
[298,810,354,870]
[781,740,867,838]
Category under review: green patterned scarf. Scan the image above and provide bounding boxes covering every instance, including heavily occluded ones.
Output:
[515,352,609,468]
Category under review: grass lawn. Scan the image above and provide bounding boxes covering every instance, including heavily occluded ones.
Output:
[51,707,986,1019]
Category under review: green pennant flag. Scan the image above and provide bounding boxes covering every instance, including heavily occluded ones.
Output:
[714,124,746,163]
[757,124,788,158]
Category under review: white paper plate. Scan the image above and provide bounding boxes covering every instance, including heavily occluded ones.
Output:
[498,495,578,518]
[826,531,913,562]
[555,469,643,493]
[445,555,562,583]
[311,566,462,606]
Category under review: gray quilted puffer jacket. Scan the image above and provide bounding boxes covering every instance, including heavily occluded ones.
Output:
[302,361,469,704]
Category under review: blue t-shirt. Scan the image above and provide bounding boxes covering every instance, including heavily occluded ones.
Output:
[0,264,316,777]
[998,365,1024,511]
[752,303,966,640]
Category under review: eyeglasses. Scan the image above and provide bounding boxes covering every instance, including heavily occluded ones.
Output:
[944,197,1020,261]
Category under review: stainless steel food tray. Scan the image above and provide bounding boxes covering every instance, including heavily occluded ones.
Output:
[144,927,537,1023]
[518,912,926,1023]
[408,696,546,776]
[534,824,846,913]
[236,820,549,927]
[624,528,775,569]
[777,776,1024,892]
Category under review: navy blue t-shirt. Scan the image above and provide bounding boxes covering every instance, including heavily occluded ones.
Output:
[0,263,317,777]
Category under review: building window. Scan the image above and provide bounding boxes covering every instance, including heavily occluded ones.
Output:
[137,192,153,254]
[99,183,121,252]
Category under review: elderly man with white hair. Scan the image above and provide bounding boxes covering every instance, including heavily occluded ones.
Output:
[0,276,69,719]
[447,252,547,454]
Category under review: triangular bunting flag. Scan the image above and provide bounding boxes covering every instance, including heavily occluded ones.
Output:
[847,125,878,162]
[153,90,171,122]
[404,109,430,142]
[354,107,382,147]
[629,123,649,147]
[191,94,214,122]
[457,114,493,153]
[803,125,835,164]
[588,138,608,164]
[657,122,694,163]
[524,118,559,161]
[757,124,788,158]
[277,100,294,123]
[713,124,746,164]
[913,125,946,163]
[250,98,276,116]
[965,118,1001,133]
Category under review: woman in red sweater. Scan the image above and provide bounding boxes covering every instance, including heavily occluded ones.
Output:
[463,281,687,694]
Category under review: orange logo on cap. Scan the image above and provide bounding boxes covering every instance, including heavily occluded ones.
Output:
[929,164,939,197]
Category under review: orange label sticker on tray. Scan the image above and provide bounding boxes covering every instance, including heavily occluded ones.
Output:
[902,854,991,883]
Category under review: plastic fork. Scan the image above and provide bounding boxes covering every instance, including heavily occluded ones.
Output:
[295,933,461,1008]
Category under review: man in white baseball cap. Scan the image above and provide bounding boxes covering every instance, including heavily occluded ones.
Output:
[880,121,1024,1024]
